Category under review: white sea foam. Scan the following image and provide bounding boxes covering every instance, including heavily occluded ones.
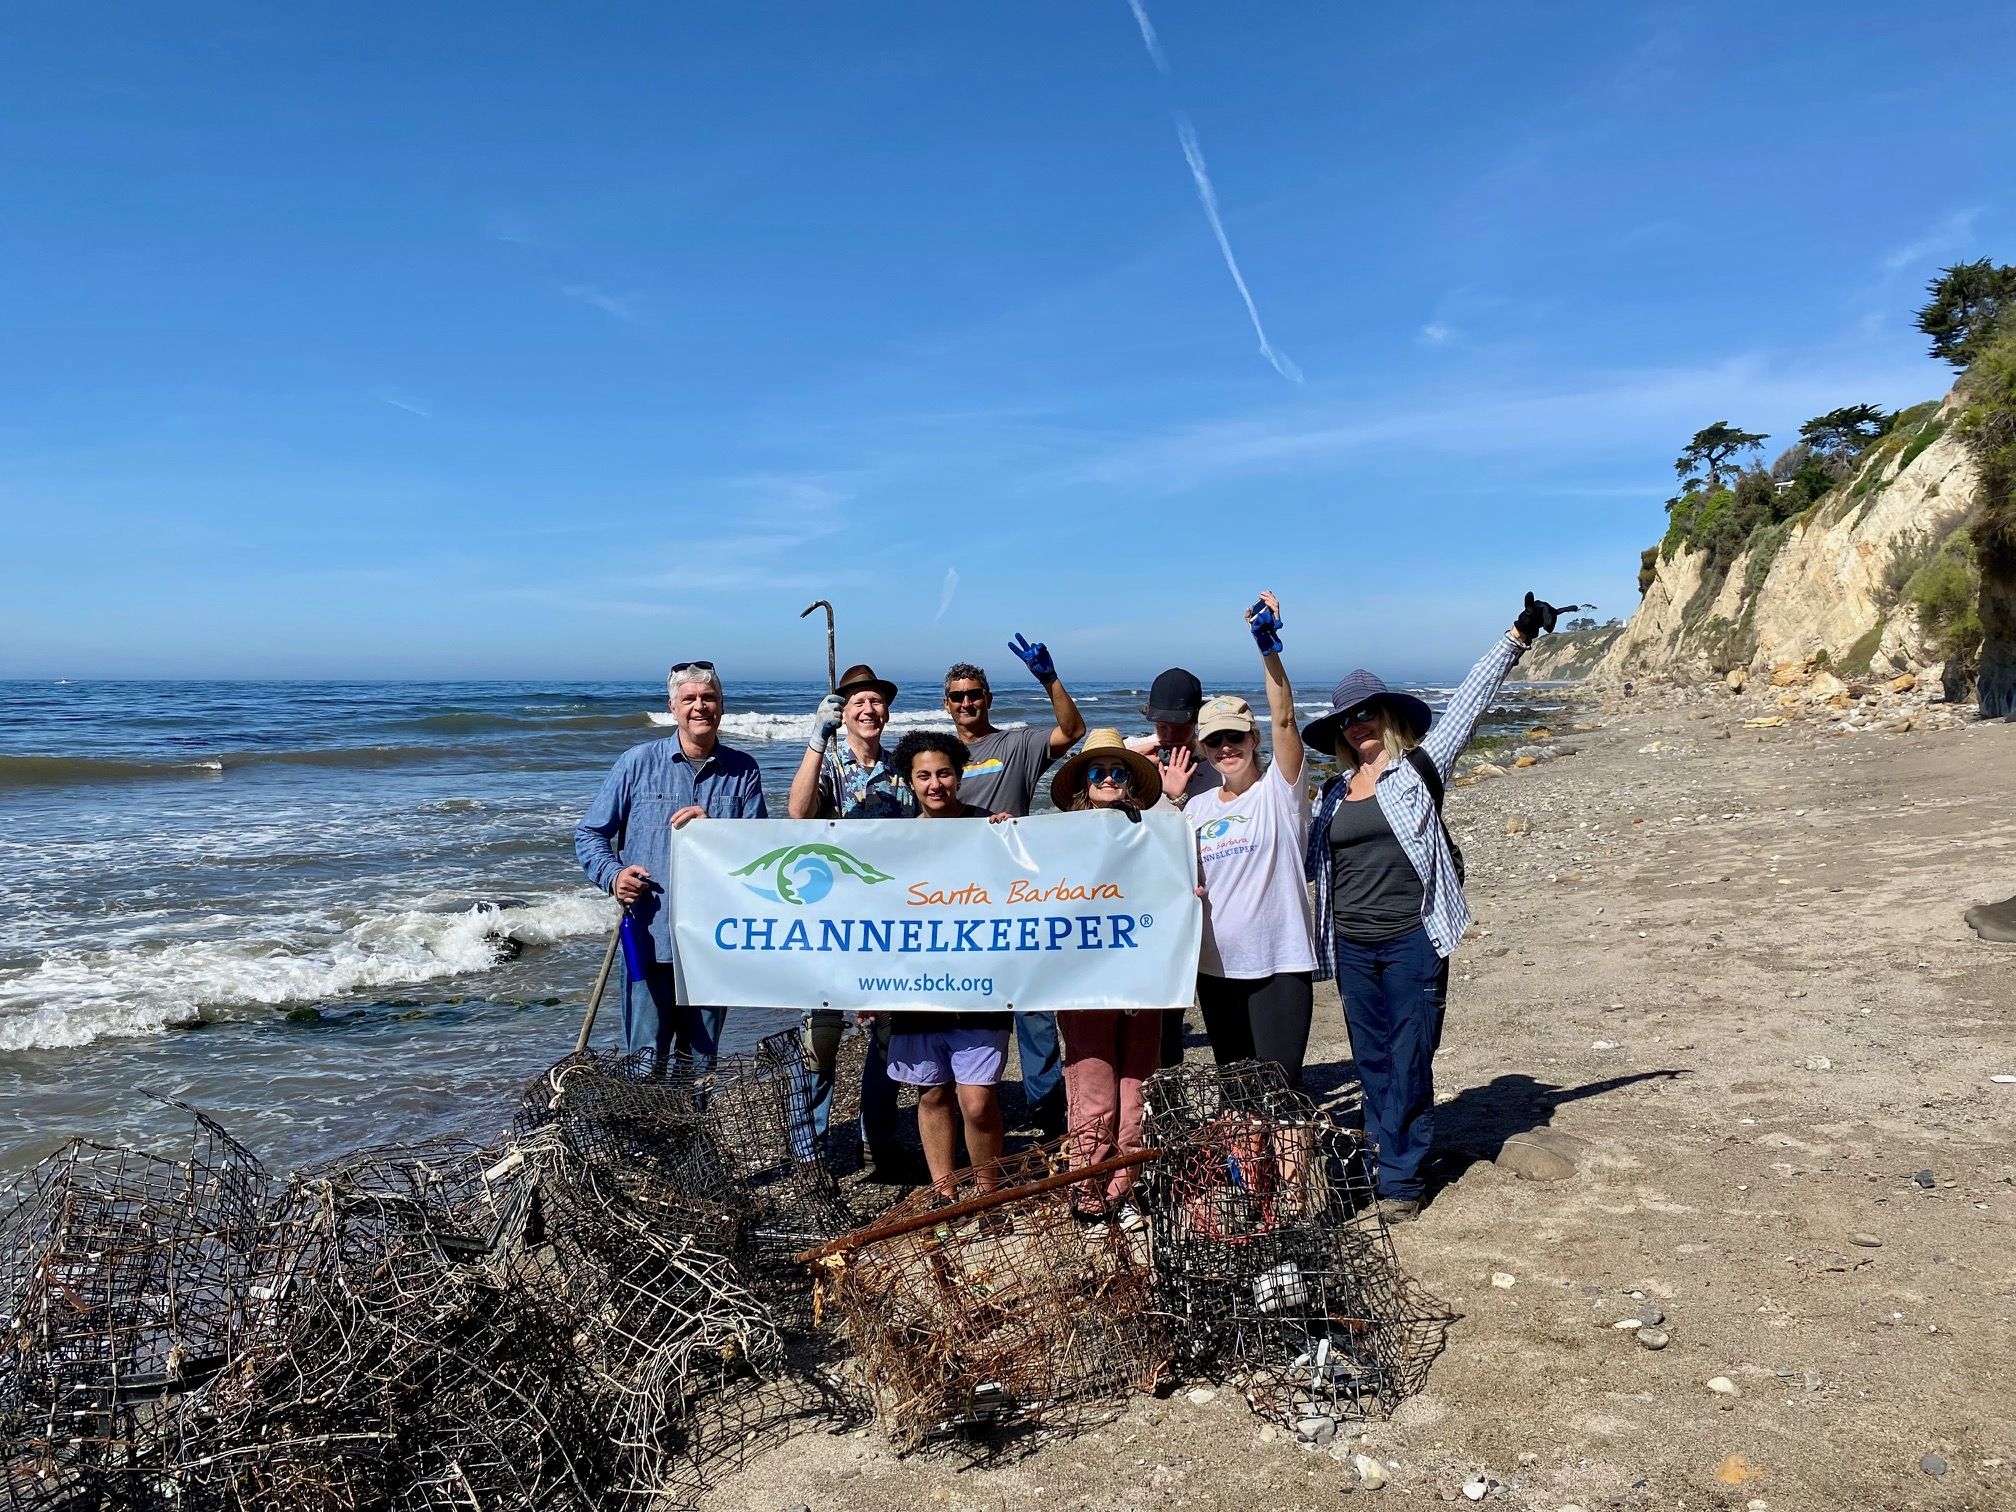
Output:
[0,891,613,1052]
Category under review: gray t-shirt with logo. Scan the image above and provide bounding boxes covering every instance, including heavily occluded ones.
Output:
[958,725,1057,816]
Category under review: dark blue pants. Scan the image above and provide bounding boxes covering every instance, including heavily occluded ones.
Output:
[1333,927,1450,1200]
[622,962,724,1072]
[1017,1011,1064,1116]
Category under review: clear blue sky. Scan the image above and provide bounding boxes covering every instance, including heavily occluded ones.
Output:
[3,1,2010,684]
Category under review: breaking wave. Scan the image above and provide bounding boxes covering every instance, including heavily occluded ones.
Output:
[0,892,613,1052]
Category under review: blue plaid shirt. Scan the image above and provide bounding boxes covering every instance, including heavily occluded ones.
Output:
[575,737,768,965]
[1305,632,1527,970]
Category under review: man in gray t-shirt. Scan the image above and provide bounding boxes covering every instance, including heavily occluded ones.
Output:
[942,637,1086,817]
[942,637,1087,1135]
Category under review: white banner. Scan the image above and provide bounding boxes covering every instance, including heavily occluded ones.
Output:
[666,811,1201,1014]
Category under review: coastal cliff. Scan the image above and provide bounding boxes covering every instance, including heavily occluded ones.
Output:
[1506,624,1623,682]
[1593,389,1979,688]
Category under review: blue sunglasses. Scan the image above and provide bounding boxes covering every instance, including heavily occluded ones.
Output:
[1084,764,1134,786]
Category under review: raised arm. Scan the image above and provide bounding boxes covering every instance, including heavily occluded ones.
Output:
[1247,591,1303,787]
[787,693,843,818]
[1008,632,1086,755]
[1417,593,1558,777]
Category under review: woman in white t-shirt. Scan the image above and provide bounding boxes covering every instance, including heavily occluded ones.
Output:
[1185,591,1316,1087]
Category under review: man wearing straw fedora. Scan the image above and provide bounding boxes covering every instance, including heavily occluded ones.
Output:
[787,662,914,1177]
[786,663,916,820]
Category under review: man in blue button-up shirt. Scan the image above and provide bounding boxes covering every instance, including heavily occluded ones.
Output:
[574,661,768,1068]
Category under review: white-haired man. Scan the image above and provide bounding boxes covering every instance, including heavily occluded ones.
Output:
[575,660,767,1068]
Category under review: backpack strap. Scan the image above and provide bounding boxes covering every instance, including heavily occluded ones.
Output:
[1404,747,1465,884]
[1405,747,1445,811]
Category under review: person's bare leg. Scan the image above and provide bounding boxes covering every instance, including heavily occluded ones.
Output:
[957,1082,1005,1191]
[916,1084,960,1194]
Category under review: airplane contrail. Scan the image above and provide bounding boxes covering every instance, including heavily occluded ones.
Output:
[1125,0,1302,383]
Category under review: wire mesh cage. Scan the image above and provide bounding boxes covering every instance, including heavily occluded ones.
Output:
[0,1101,268,1511]
[812,1139,1169,1455]
[1137,1059,1447,1428]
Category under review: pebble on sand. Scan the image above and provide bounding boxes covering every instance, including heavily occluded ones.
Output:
[1640,1303,1665,1326]
[1848,1232,1883,1248]
[1707,1376,1741,1398]
[1490,1272,1517,1289]
[1349,1453,1389,1490]
[1921,1453,1949,1476]
[1636,1327,1670,1350]
[1462,1477,1491,1500]
[1186,1387,1217,1405]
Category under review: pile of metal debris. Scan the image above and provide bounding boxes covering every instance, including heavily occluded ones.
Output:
[1,1047,1446,1509]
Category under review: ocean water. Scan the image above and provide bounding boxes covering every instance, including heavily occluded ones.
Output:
[0,675,1559,1179]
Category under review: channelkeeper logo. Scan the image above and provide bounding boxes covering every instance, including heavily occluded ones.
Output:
[709,841,1154,959]
[731,842,893,904]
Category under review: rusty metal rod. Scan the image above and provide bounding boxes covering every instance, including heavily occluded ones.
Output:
[794,1146,1163,1264]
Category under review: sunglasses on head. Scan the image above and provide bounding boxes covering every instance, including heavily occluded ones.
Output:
[1202,730,1248,749]
[669,660,715,675]
[1084,764,1133,786]
[944,687,987,704]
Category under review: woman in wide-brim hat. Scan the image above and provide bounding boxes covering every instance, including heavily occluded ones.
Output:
[1300,592,1564,1224]
[1048,727,1164,813]
[1049,729,1169,1229]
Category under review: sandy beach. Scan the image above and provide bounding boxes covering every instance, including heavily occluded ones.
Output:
[714,688,2016,1512]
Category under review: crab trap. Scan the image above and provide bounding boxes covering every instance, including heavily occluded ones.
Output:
[809,1140,1169,1454]
[1137,1059,1448,1426]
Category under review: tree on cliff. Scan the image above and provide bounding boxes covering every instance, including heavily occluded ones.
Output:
[1917,259,2016,369]
[1799,404,1894,460]
[1674,422,1768,494]
[1956,317,2016,717]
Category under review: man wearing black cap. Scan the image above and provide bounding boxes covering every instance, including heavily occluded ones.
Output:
[1128,667,1223,808]
[1125,667,1221,1067]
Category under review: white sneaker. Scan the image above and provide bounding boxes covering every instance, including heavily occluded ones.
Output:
[1115,1201,1146,1233]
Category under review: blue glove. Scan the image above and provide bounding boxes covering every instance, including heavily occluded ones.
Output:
[809,692,843,751]
[1008,632,1058,685]
[1249,606,1283,656]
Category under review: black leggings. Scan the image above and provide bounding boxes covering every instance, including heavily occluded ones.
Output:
[1196,971,1315,1088]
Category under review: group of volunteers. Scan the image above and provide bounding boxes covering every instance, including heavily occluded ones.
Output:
[574,590,1567,1224]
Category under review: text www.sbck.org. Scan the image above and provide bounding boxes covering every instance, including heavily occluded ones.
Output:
[856,974,996,997]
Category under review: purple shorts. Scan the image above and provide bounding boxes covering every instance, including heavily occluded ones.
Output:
[885,1027,1010,1088]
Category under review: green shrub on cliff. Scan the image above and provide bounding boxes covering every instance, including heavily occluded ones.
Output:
[1905,534,1981,669]
[1956,315,2016,715]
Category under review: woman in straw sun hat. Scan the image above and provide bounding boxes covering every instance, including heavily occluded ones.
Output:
[1183,591,1316,1088]
[1299,591,1564,1223]
[1047,729,1170,1228]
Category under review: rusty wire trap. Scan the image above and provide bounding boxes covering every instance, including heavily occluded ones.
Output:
[0,1098,267,1511]
[807,1140,1169,1455]
[1137,1059,1449,1428]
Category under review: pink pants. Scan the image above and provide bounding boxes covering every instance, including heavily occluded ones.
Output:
[1060,1010,1165,1205]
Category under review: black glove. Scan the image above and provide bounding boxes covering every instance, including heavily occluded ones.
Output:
[1514,592,1560,640]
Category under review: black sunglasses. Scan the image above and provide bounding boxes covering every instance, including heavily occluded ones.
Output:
[1201,730,1248,749]
[669,660,716,675]
[944,687,988,704]
[1342,704,1379,725]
